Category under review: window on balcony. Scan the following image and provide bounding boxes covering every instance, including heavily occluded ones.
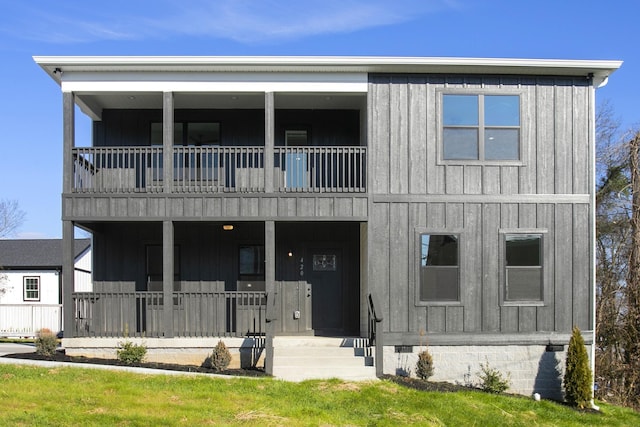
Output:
[442,94,520,161]
[150,122,220,146]
[419,234,459,302]
[24,276,40,301]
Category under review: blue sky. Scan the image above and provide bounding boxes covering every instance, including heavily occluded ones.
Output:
[0,0,636,239]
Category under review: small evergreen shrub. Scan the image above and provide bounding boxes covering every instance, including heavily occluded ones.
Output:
[35,328,58,358]
[477,359,511,393]
[207,340,232,371]
[116,340,147,364]
[415,349,435,380]
[564,326,593,408]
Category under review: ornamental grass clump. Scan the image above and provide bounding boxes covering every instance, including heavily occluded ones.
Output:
[207,340,232,371]
[564,326,593,408]
[35,328,58,358]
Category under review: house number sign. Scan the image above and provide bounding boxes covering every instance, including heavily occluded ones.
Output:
[299,257,304,277]
[313,254,337,271]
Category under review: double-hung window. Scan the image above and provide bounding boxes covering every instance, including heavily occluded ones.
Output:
[504,233,543,302]
[419,234,459,302]
[442,94,520,161]
[24,276,40,301]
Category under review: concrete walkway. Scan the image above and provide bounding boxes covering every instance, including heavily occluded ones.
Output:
[0,343,250,379]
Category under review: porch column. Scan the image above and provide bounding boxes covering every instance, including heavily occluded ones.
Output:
[163,92,174,192]
[264,92,275,193]
[163,220,174,337]
[62,220,75,337]
[264,220,276,374]
[265,220,276,302]
[62,91,74,194]
[62,91,75,338]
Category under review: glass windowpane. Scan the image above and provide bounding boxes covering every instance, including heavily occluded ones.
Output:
[443,128,478,160]
[506,268,542,300]
[485,95,520,126]
[443,95,478,125]
[485,129,519,160]
[506,234,541,266]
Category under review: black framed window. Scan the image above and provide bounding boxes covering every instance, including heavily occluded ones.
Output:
[420,234,459,301]
[239,245,265,279]
[443,94,520,161]
[505,234,543,301]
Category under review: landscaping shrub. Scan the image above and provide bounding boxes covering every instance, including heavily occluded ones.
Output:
[116,340,147,364]
[35,328,58,358]
[415,349,435,380]
[564,326,593,408]
[206,340,232,371]
[477,359,511,393]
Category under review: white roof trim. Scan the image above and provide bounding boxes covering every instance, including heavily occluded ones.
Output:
[35,56,623,85]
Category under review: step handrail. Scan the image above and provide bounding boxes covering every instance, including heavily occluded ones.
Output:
[368,293,384,377]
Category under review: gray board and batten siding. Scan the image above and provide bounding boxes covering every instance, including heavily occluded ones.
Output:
[367,74,593,344]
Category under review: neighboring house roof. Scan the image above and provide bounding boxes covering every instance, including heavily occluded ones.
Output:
[0,239,90,269]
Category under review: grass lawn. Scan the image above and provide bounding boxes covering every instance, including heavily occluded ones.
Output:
[0,364,638,426]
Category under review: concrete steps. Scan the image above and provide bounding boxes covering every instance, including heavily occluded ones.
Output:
[271,337,377,381]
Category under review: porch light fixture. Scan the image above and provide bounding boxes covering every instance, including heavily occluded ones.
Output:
[288,251,293,257]
[223,224,234,231]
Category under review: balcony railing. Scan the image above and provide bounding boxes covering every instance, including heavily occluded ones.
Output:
[72,146,366,194]
[72,291,266,338]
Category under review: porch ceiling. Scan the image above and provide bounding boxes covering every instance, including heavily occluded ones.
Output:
[73,91,366,120]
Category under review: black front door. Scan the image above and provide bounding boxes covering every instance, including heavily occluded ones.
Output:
[307,248,344,335]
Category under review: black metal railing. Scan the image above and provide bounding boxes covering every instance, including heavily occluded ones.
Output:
[368,293,384,377]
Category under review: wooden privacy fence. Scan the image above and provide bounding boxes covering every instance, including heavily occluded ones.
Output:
[0,304,62,337]
[72,291,266,338]
[72,146,366,193]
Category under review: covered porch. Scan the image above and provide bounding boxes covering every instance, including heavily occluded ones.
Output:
[67,221,364,340]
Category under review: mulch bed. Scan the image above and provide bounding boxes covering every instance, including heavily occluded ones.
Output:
[2,350,268,377]
[381,374,476,392]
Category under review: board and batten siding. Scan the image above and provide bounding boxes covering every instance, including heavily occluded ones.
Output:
[367,74,593,341]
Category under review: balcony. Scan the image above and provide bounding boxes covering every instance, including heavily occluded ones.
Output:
[72,146,367,194]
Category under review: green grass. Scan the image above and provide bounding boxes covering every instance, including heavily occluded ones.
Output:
[0,364,638,426]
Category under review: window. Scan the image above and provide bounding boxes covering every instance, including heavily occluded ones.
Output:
[285,129,308,146]
[150,122,220,146]
[239,245,265,278]
[505,234,542,301]
[24,277,40,301]
[442,94,520,161]
[420,234,459,301]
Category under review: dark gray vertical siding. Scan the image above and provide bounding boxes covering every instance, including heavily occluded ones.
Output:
[389,77,409,194]
[573,203,591,330]
[555,81,574,195]
[537,203,556,331]
[463,203,483,332]
[389,203,409,332]
[482,203,501,331]
[408,77,427,195]
[368,74,593,339]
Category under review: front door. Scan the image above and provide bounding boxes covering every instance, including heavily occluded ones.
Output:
[307,248,344,335]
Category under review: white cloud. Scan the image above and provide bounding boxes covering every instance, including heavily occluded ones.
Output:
[2,0,457,45]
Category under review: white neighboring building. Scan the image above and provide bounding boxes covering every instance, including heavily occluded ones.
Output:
[0,239,91,337]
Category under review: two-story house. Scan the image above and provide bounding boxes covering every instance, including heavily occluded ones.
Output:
[35,56,621,396]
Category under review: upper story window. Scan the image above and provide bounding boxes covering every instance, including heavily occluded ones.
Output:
[419,234,459,302]
[24,276,40,301]
[442,94,520,161]
[151,122,220,146]
[504,233,543,302]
